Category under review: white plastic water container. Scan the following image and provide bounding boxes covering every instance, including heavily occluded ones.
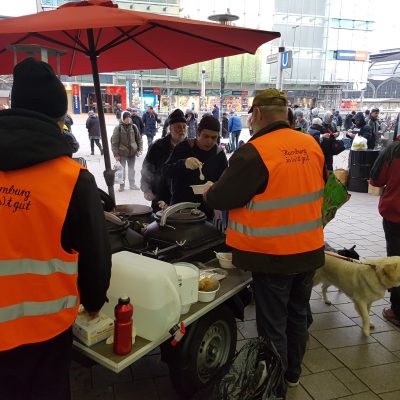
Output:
[102,252,181,342]
[173,262,199,314]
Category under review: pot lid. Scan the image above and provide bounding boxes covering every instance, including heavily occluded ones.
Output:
[155,207,206,224]
[115,204,153,215]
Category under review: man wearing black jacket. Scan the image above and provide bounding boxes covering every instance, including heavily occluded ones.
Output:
[0,58,111,400]
[140,109,187,211]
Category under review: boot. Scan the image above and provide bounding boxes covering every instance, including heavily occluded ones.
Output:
[118,185,124,192]
[100,148,104,155]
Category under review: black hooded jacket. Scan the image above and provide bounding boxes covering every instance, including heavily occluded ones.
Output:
[0,109,111,312]
[349,112,375,149]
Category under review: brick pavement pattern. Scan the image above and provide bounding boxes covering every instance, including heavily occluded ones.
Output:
[68,115,400,399]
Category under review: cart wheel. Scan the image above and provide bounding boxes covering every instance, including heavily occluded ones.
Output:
[166,304,237,397]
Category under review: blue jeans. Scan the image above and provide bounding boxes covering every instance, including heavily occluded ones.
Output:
[252,270,315,391]
[383,219,400,317]
[230,130,241,151]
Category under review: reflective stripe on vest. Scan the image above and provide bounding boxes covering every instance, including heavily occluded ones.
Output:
[228,217,322,237]
[0,295,78,324]
[226,128,325,255]
[246,189,324,211]
[0,259,78,277]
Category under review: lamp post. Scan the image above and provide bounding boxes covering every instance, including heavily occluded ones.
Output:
[139,70,144,111]
[200,66,207,112]
[208,10,239,132]
[290,25,299,81]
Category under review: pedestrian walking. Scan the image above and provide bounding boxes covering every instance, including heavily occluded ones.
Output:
[212,104,220,120]
[85,110,103,155]
[204,88,325,398]
[111,111,143,191]
[142,106,161,148]
[0,57,111,400]
[185,109,198,139]
[228,110,242,151]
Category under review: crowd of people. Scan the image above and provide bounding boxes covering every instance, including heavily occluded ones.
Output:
[1,56,400,400]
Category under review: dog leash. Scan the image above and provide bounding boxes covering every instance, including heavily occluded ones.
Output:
[325,251,376,270]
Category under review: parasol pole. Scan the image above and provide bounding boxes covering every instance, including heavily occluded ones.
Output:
[87,28,115,203]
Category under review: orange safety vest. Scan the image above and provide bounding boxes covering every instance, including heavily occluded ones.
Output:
[0,156,84,351]
[227,128,325,255]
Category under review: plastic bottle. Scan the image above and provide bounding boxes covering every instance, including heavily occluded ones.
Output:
[113,296,133,355]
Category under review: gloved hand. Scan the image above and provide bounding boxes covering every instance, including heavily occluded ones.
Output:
[185,157,203,170]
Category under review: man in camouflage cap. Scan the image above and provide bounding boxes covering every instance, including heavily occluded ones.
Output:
[205,88,325,397]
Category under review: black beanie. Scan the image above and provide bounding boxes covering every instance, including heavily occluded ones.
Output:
[11,57,68,119]
[198,115,220,132]
[168,108,186,125]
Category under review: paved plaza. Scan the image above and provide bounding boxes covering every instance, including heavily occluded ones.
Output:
[69,115,400,400]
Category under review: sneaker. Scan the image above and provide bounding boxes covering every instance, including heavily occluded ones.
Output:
[382,308,400,326]
[130,184,139,190]
[286,378,300,388]
[118,186,125,192]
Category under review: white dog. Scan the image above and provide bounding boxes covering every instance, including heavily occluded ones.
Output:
[313,252,400,336]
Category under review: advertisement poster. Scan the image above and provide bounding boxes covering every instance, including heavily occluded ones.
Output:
[72,84,80,114]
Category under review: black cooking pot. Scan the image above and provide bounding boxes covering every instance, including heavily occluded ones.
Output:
[143,202,223,249]
[114,203,154,226]
[104,212,145,253]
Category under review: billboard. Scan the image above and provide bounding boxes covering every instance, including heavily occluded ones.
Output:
[335,50,369,61]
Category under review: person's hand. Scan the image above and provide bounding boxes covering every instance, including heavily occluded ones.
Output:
[144,192,155,201]
[78,307,99,321]
[158,200,167,210]
[185,157,202,170]
[203,180,214,196]
[322,133,331,139]
[115,154,120,161]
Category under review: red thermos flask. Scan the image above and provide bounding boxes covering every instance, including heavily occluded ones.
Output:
[113,296,133,355]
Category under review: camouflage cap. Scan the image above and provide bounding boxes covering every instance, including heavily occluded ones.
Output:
[248,88,288,113]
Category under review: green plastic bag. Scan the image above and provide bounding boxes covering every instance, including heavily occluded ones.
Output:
[322,172,350,227]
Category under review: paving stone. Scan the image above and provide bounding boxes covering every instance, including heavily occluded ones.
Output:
[311,326,375,349]
[236,338,250,351]
[237,328,245,339]
[130,355,169,380]
[371,304,388,316]
[354,362,400,394]
[331,367,369,394]
[352,314,395,333]
[244,303,256,320]
[154,376,179,400]
[286,384,313,400]
[92,364,132,387]
[309,299,338,314]
[114,379,159,400]
[302,348,343,373]
[306,335,323,350]
[323,291,353,305]
[380,390,400,400]
[337,392,380,399]
[309,311,355,332]
[70,361,92,392]
[335,303,365,319]
[301,364,312,376]
[330,343,398,369]
[300,371,351,400]
[371,330,400,351]
[71,385,115,400]
[237,319,258,339]
[310,290,322,300]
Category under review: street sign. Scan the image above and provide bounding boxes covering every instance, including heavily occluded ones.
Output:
[266,53,279,64]
[281,50,293,70]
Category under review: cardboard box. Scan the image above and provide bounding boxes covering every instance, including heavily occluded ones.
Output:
[73,312,114,347]
[368,184,383,196]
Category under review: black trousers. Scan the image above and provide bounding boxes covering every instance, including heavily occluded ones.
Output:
[383,219,400,318]
[0,328,73,400]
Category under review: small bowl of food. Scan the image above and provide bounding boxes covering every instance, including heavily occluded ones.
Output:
[190,184,208,195]
[198,277,220,302]
[215,252,235,269]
